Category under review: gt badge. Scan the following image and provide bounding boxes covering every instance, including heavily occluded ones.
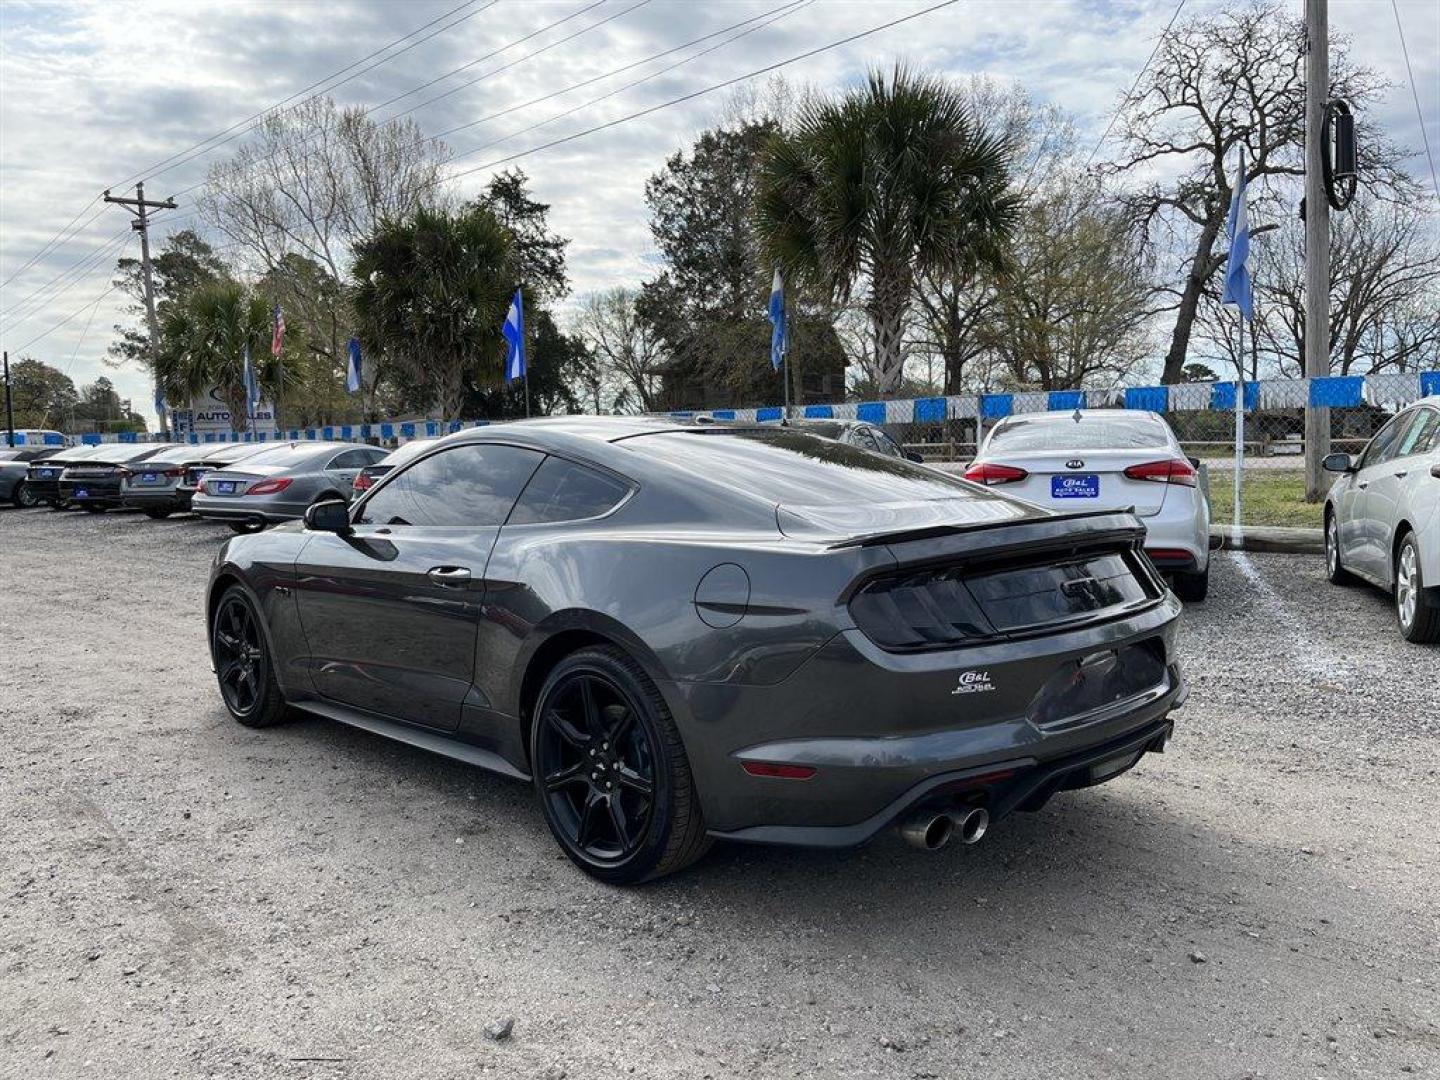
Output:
[951,670,995,695]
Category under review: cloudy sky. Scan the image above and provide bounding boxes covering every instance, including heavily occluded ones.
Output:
[1,0,1436,424]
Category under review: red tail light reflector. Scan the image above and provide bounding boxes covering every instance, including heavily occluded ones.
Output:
[963,462,1029,486]
[741,761,817,780]
[353,472,375,492]
[245,477,293,496]
[1123,459,1197,487]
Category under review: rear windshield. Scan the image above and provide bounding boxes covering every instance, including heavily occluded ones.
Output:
[625,429,975,506]
[988,416,1170,452]
[221,443,331,468]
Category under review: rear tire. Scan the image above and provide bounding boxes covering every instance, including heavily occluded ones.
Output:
[143,507,173,519]
[1326,510,1360,586]
[1394,532,1440,645]
[1172,565,1209,603]
[228,519,266,535]
[530,645,710,884]
[81,503,106,513]
[12,481,39,508]
[211,586,291,727]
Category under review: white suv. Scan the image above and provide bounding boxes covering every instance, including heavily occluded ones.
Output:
[1324,397,1440,643]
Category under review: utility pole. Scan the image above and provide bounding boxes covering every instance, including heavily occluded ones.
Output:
[1303,0,1331,502]
[104,182,176,435]
[3,351,14,446]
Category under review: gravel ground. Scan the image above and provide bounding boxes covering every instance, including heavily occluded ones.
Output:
[2,505,1437,1080]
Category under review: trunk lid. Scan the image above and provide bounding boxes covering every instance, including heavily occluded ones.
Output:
[976,448,1171,517]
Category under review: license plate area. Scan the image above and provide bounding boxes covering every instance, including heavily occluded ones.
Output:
[215,481,236,494]
[1052,473,1099,499]
[75,488,89,498]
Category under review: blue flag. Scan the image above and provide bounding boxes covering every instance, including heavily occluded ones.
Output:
[503,289,525,382]
[242,341,261,410]
[347,336,362,394]
[768,268,787,371]
[1222,149,1253,321]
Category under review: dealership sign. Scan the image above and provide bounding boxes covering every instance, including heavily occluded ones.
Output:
[171,386,274,438]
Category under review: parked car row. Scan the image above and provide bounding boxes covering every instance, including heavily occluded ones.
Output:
[9,439,390,532]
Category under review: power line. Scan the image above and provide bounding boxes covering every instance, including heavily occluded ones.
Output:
[164,0,646,204]
[7,267,129,356]
[1084,0,1188,167]
[435,0,809,148]
[0,196,103,291]
[1,228,132,324]
[1391,0,1440,203]
[443,0,964,187]
[110,0,495,190]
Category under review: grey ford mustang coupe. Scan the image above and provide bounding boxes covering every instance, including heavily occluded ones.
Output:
[207,417,1186,883]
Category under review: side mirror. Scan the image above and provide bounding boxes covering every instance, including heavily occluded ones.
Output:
[1187,456,1201,469]
[1322,452,1355,474]
[905,451,924,463]
[304,498,352,534]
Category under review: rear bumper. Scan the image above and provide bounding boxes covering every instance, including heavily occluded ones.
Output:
[711,706,1179,848]
[121,488,191,511]
[192,493,305,523]
[23,478,61,501]
[58,478,123,505]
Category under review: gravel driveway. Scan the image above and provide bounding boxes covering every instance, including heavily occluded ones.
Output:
[2,506,1436,1079]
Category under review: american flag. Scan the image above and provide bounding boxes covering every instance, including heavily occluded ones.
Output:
[271,303,285,356]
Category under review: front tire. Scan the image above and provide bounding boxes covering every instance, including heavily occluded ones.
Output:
[12,481,40,508]
[530,645,710,884]
[1394,532,1440,645]
[1326,510,1360,586]
[211,586,291,727]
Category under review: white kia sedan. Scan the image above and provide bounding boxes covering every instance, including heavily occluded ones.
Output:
[966,410,1211,600]
[1323,397,1440,643]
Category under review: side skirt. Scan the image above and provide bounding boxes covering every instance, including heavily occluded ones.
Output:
[293,699,531,782]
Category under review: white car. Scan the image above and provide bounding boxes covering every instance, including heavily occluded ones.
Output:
[1323,396,1440,643]
[966,409,1211,601]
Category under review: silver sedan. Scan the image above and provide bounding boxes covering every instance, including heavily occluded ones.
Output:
[191,441,387,534]
[1324,396,1440,643]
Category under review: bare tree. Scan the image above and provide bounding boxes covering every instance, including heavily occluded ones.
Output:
[200,97,450,375]
[1106,1,1403,384]
[574,288,664,413]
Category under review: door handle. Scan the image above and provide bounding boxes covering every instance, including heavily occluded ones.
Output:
[427,566,472,587]
[1357,481,1369,490]
[1393,470,1408,478]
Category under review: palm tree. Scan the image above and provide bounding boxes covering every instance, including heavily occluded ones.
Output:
[351,204,514,422]
[755,67,1020,394]
[156,281,277,432]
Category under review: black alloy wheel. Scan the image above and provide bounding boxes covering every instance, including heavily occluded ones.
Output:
[531,647,709,883]
[211,587,288,727]
[13,482,40,508]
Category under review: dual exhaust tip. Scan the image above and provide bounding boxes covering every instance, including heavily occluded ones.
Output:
[899,806,989,851]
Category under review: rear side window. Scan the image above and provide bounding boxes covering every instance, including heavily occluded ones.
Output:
[508,456,631,525]
[328,448,376,469]
[359,443,542,526]
[1359,414,1408,469]
[988,417,1170,452]
[1396,409,1439,457]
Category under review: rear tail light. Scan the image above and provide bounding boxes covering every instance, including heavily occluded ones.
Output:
[246,477,293,496]
[353,472,375,493]
[963,462,1029,485]
[1123,459,1197,487]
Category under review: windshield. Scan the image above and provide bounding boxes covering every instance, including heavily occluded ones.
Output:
[625,429,977,506]
[988,415,1171,452]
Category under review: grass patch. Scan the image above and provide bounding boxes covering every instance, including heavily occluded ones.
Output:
[1205,469,1324,528]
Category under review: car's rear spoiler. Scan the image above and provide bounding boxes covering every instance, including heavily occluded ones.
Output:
[828,507,1145,554]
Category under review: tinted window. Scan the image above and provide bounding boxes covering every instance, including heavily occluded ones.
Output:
[1359,414,1408,469]
[508,456,632,525]
[233,443,341,468]
[359,443,542,526]
[872,430,905,458]
[626,430,977,506]
[988,416,1170,452]
[1396,409,1439,457]
[328,448,376,469]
